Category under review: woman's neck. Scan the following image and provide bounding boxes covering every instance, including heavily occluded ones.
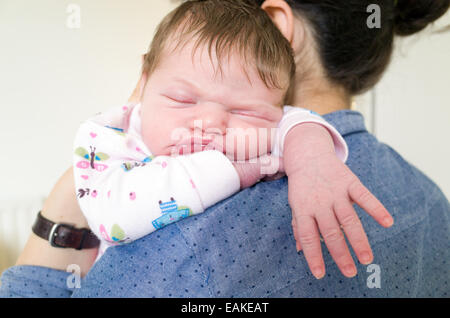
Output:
[295,93,351,115]
[287,78,352,115]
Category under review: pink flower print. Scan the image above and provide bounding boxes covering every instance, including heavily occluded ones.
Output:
[91,190,98,198]
[99,224,110,241]
[99,224,118,245]
[129,192,136,200]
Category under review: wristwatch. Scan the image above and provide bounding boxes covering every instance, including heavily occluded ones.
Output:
[31,211,100,250]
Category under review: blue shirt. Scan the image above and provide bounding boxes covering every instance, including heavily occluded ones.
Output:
[1,110,449,297]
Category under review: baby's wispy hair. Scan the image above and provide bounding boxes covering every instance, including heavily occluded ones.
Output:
[142,0,295,91]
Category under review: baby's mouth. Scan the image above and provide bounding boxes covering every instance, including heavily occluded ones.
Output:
[175,136,221,155]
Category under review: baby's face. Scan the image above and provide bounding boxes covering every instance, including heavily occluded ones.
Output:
[140,41,285,160]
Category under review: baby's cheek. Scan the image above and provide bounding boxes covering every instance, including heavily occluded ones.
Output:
[140,117,160,155]
[223,126,274,160]
[255,127,276,158]
[140,130,155,153]
[141,118,184,156]
[259,125,277,153]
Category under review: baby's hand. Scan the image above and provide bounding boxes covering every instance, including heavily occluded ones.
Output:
[284,123,394,279]
[232,154,284,189]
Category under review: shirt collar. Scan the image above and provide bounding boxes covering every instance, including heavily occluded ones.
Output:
[323,110,368,137]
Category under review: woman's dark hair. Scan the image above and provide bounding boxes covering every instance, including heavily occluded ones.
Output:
[254,0,449,95]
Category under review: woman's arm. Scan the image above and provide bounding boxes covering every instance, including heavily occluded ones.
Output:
[15,167,98,278]
[14,60,147,277]
[10,58,146,286]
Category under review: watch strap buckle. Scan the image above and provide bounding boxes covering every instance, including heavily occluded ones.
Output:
[32,211,100,250]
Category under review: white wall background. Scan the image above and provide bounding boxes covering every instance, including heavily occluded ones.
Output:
[373,18,450,196]
[0,1,449,272]
[0,0,180,204]
[356,11,450,199]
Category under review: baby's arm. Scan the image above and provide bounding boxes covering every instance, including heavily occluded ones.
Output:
[279,110,393,279]
[74,146,240,247]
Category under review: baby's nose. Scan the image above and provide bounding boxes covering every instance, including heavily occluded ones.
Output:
[193,107,228,135]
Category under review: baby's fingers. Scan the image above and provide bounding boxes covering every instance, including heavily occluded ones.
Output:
[296,215,325,279]
[334,199,373,265]
[291,218,302,252]
[316,212,357,278]
[348,179,394,228]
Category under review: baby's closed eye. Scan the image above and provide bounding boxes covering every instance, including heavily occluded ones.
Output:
[162,93,196,105]
[230,109,277,122]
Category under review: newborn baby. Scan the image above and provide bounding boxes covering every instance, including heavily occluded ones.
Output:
[72,0,392,279]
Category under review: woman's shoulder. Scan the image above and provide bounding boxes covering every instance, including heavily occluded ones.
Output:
[325,110,448,236]
[344,128,448,244]
[348,131,444,204]
[324,110,444,201]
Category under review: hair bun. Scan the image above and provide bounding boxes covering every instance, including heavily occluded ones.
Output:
[394,0,449,36]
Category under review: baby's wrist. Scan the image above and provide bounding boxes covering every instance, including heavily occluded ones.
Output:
[283,123,336,174]
[232,160,263,189]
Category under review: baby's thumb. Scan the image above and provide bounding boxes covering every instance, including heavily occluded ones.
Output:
[259,155,283,175]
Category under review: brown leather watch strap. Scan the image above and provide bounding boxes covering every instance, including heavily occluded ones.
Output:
[32,211,100,250]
